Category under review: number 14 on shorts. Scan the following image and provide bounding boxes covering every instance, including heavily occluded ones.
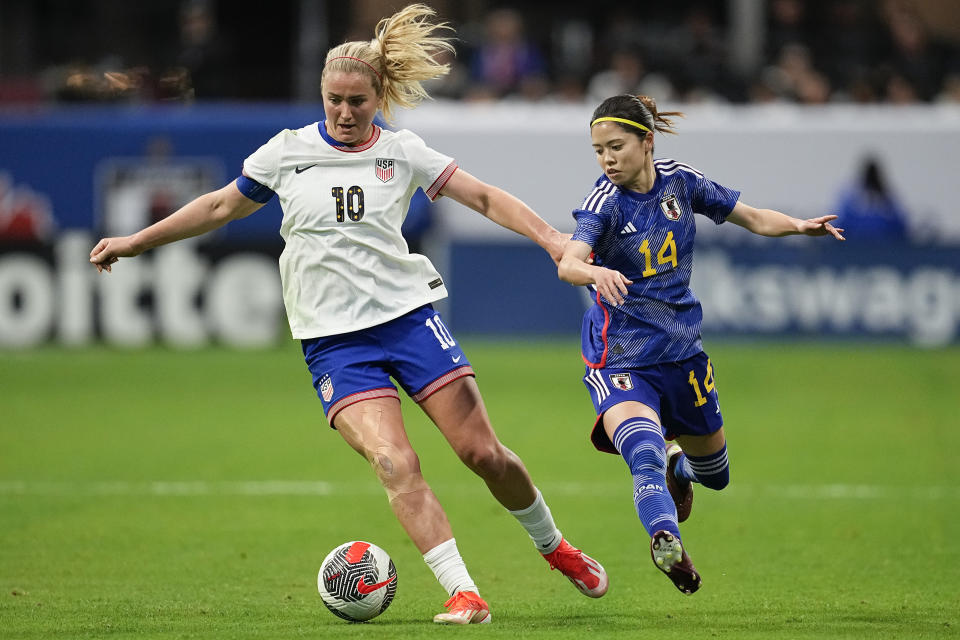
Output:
[688,358,715,408]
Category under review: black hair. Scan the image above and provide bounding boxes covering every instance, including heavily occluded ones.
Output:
[590,94,684,138]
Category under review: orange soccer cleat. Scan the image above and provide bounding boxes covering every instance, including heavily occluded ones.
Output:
[432,590,491,625]
[542,538,609,598]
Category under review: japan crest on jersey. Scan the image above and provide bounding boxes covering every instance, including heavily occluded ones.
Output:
[660,194,681,221]
[319,374,334,402]
[609,373,634,391]
[376,158,395,183]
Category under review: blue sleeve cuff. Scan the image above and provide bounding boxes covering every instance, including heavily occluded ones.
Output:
[236,175,276,203]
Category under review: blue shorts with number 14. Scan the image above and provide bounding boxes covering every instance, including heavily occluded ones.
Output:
[301,304,473,426]
[583,350,723,454]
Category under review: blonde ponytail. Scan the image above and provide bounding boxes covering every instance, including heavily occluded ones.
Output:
[323,4,454,123]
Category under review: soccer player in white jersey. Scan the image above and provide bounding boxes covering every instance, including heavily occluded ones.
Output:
[558,94,845,594]
[90,3,607,625]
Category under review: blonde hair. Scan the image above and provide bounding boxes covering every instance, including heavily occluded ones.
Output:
[322,4,455,123]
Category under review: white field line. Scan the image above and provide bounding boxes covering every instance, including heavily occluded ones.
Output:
[0,480,957,500]
[0,480,351,497]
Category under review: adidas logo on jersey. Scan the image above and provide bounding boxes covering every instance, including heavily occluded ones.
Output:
[620,222,638,235]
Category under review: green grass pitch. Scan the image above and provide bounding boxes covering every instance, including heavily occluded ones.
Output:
[1,340,958,639]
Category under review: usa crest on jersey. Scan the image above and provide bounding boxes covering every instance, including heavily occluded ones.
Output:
[375,158,395,183]
[660,194,681,220]
[319,374,334,402]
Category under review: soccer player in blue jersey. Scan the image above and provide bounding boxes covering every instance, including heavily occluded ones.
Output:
[90,4,608,624]
[558,94,844,594]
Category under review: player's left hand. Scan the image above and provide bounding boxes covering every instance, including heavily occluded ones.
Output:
[799,215,845,241]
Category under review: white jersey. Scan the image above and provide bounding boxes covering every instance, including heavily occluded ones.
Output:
[242,122,458,339]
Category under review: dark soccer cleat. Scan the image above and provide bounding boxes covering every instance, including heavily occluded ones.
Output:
[650,530,701,595]
[665,443,693,522]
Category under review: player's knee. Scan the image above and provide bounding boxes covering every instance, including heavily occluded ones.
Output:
[369,446,422,489]
[458,442,510,480]
[626,443,667,477]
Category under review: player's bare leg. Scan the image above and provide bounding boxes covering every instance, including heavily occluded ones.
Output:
[421,376,608,598]
[334,397,452,553]
[335,397,487,620]
[674,428,726,457]
[419,376,535,509]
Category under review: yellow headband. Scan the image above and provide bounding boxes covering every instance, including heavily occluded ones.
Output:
[590,116,651,133]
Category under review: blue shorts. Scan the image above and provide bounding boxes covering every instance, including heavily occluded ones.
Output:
[582,351,723,454]
[301,304,473,425]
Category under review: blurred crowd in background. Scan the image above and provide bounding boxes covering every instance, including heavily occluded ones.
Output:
[1,0,959,106]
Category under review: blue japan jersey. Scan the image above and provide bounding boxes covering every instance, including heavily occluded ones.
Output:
[571,159,740,368]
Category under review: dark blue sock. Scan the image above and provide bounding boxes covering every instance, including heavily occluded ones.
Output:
[674,444,729,490]
[612,418,680,539]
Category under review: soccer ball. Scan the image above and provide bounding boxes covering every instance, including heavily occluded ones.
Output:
[318,541,398,622]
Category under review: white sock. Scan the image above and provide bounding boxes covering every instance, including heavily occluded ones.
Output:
[423,538,479,596]
[509,488,563,554]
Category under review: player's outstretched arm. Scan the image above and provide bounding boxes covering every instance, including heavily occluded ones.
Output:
[89,180,265,272]
[439,168,567,263]
[558,239,632,306]
[726,201,845,240]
